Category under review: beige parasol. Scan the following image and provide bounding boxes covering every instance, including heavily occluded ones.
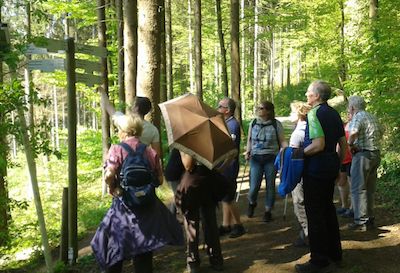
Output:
[159,93,238,169]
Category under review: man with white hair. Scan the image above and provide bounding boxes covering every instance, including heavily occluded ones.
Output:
[347,95,382,231]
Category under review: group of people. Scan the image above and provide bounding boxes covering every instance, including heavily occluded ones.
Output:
[90,80,382,273]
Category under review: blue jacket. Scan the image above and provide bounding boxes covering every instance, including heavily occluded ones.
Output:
[274,147,304,197]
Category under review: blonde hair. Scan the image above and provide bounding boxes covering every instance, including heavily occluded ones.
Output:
[113,113,143,137]
[291,101,312,121]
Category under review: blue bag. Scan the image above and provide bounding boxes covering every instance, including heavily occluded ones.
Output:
[274,147,304,197]
[119,142,160,209]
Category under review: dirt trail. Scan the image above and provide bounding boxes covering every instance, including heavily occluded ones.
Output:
[71,177,400,273]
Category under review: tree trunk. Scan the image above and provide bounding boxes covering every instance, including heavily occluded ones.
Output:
[253,0,259,109]
[188,0,195,93]
[338,0,346,91]
[194,0,203,99]
[97,0,111,161]
[231,0,241,124]
[53,86,59,149]
[0,5,9,246]
[116,0,125,112]
[165,0,173,100]
[137,0,162,128]
[269,31,275,102]
[123,0,138,110]
[216,0,228,97]
[159,0,167,103]
[240,0,246,119]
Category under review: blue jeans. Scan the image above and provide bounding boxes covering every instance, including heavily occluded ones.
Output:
[247,154,277,209]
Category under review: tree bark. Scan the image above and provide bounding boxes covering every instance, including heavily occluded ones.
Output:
[165,0,173,100]
[216,0,228,97]
[188,0,194,93]
[137,0,162,128]
[123,0,138,110]
[116,0,125,112]
[253,0,259,109]
[338,0,346,91]
[230,0,241,124]
[159,0,167,103]
[194,0,203,99]
[98,0,111,162]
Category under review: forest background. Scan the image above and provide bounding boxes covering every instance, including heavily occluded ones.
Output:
[0,0,399,272]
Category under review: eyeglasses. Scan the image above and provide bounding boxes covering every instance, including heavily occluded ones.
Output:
[218,105,228,109]
[257,107,265,110]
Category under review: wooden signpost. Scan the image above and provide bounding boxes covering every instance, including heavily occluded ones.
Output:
[27,37,107,265]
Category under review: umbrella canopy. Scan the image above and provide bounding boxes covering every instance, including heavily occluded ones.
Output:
[159,93,238,169]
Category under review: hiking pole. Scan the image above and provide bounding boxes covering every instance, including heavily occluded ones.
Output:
[283,194,288,220]
[235,160,248,203]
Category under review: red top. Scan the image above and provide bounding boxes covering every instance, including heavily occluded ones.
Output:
[342,123,352,164]
[105,136,162,178]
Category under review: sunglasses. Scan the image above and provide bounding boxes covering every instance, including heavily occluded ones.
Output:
[257,107,265,110]
[218,105,228,109]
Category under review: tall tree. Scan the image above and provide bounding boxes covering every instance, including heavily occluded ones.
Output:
[97,0,111,161]
[116,0,125,112]
[338,0,346,91]
[159,0,167,103]
[194,0,203,99]
[253,0,259,108]
[216,0,228,97]
[123,0,138,110]
[0,2,9,246]
[136,0,162,128]
[165,0,173,99]
[188,0,194,93]
[230,0,241,124]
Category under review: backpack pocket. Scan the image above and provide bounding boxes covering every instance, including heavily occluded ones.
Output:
[122,183,156,209]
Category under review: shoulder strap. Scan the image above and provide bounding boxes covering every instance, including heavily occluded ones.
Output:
[119,142,135,155]
[272,119,281,149]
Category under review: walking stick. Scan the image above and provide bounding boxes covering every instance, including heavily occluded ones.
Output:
[235,160,248,203]
[283,194,288,220]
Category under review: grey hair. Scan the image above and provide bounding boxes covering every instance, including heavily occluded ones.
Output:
[310,80,331,102]
[348,95,366,111]
[223,97,236,114]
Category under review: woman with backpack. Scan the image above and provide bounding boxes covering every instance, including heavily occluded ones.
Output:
[245,101,287,222]
[91,114,184,273]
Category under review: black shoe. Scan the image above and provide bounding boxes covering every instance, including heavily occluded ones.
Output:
[262,211,272,222]
[247,203,257,218]
[209,263,223,271]
[187,263,200,273]
[229,224,245,238]
[346,222,367,232]
[295,261,335,273]
[219,225,231,236]
[293,236,308,247]
[336,207,347,215]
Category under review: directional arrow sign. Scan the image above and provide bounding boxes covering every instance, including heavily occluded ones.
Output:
[75,43,107,58]
[32,37,66,53]
[27,59,65,72]
[75,59,102,74]
[75,73,103,87]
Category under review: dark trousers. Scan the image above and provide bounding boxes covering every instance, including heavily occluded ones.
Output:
[303,175,342,266]
[183,203,223,267]
[106,252,153,273]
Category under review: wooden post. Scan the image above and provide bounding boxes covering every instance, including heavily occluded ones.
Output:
[65,37,78,264]
[16,105,53,272]
[59,187,69,263]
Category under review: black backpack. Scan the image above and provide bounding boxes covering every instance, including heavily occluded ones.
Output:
[118,142,160,209]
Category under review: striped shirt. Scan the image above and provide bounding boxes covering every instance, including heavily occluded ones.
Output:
[348,110,382,151]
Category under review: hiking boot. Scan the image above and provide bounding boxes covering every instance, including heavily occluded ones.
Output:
[341,209,354,218]
[247,203,257,218]
[229,224,246,238]
[295,261,335,273]
[218,225,231,236]
[346,222,368,232]
[336,207,347,215]
[262,211,272,222]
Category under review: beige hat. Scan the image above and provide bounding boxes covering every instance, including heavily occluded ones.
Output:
[112,112,143,136]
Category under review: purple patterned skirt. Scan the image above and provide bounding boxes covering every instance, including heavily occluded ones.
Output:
[91,197,184,269]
